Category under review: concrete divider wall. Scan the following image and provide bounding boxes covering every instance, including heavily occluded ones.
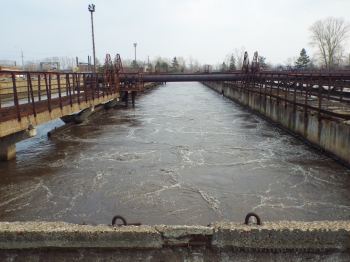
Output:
[211,221,350,252]
[0,221,348,251]
[202,81,350,166]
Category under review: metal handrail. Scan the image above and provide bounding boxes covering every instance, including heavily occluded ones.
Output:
[0,71,119,122]
[1,70,350,122]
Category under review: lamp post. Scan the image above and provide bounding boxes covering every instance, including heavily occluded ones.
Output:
[134,43,137,67]
[14,46,24,71]
[88,4,96,72]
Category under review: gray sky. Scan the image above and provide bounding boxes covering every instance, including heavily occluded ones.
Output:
[1,0,349,67]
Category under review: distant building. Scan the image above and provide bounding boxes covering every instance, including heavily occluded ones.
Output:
[0,66,21,71]
[0,66,21,77]
[75,64,93,72]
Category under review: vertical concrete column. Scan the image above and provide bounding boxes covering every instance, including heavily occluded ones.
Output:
[0,144,16,161]
[132,91,136,107]
[0,128,37,162]
[125,92,129,107]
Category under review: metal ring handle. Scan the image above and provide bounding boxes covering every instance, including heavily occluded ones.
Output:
[112,215,127,226]
[244,212,261,225]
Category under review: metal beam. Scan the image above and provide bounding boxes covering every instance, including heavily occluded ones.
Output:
[119,74,244,82]
[119,73,350,83]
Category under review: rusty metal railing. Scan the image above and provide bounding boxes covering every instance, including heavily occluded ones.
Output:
[0,71,119,122]
[220,71,350,121]
[2,70,350,123]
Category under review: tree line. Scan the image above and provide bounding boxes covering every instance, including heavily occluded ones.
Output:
[283,17,349,70]
[0,56,77,71]
[123,55,200,73]
[220,17,350,71]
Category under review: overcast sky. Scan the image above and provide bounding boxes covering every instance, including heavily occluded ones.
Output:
[1,0,349,67]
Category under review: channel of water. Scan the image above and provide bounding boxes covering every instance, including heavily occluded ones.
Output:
[0,82,348,226]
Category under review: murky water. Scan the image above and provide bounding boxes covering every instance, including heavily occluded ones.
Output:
[0,82,349,226]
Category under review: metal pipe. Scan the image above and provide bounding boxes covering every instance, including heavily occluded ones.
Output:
[119,74,244,83]
[118,73,328,83]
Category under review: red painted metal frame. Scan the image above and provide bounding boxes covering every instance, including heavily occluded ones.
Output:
[218,71,350,120]
[0,71,119,122]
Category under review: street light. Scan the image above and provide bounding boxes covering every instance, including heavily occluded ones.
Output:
[14,46,24,71]
[88,4,96,72]
[134,43,137,67]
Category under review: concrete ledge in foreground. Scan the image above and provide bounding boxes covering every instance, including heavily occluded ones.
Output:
[0,222,162,249]
[210,221,350,252]
[0,221,348,252]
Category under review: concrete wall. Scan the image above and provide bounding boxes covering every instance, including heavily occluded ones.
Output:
[202,81,350,166]
[0,221,348,260]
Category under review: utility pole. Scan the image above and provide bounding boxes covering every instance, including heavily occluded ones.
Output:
[88,4,96,72]
[134,43,137,67]
[14,46,24,71]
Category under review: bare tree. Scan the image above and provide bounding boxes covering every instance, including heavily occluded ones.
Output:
[308,56,319,69]
[25,61,38,71]
[309,17,350,69]
[122,58,132,67]
[194,59,200,72]
[284,56,296,67]
[214,62,222,72]
[177,56,187,72]
[188,56,195,72]
[0,59,16,66]
[59,56,67,70]
[234,46,246,69]
[334,45,348,68]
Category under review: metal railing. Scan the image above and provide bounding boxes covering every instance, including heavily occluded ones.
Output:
[221,72,350,120]
[0,71,119,122]
[2,70,350,122]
